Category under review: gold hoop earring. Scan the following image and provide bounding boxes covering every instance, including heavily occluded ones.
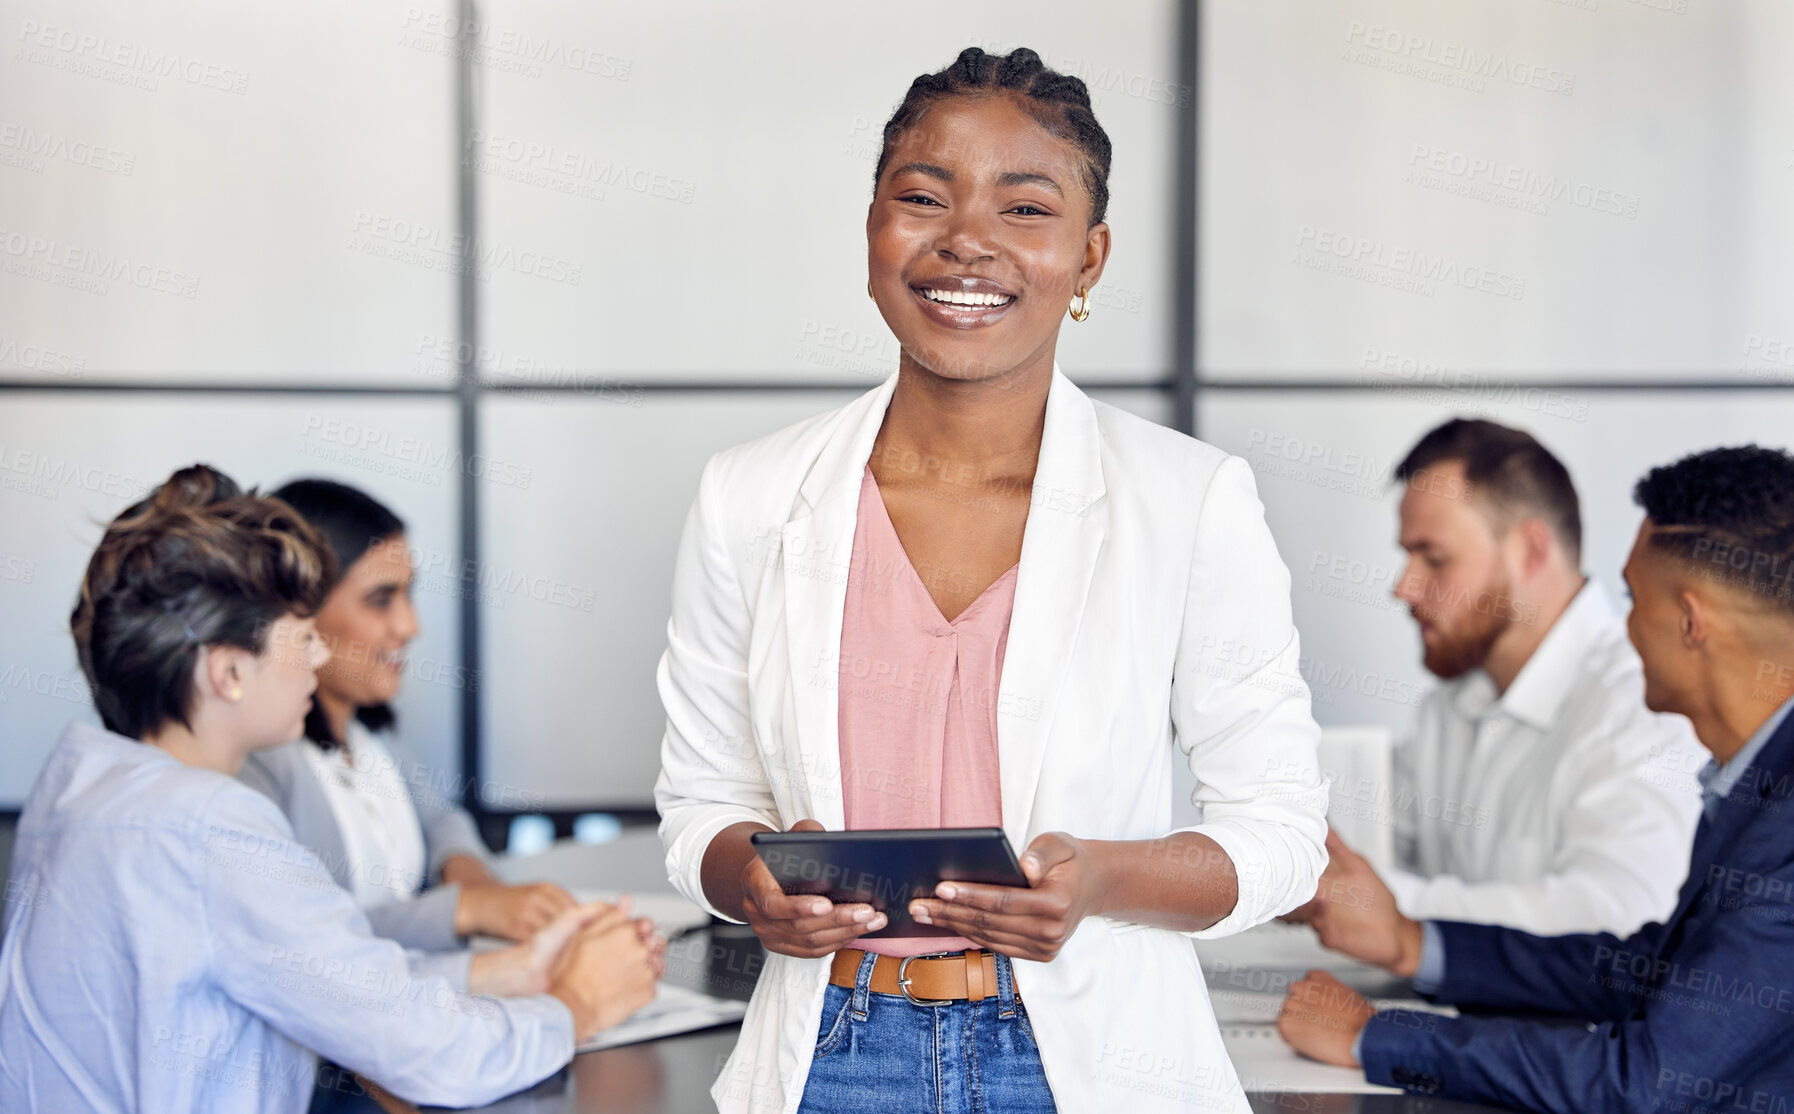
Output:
[867,281,874,301]
[1069,287,1092,322]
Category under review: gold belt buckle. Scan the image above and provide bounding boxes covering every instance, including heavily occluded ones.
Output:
[896,951,958,1007]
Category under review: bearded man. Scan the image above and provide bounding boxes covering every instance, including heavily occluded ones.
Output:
[1300,419,1705,938]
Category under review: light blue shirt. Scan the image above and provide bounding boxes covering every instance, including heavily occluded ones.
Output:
[1354,921,1447,1065]
[1411,920,1447,993]
[1697,695,1794,819]
[0,722,574,1113]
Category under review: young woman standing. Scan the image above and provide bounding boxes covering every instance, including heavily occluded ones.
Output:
[656,48,1328,1114]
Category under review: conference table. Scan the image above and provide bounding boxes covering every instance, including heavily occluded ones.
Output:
[358,827,1508,1114]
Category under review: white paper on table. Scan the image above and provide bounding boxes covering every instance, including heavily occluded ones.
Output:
[1197,919,1371,972]
[1210,990,1458,1026]
[1215,996,1458,1093]
[575,983,748,1052]
[1223,1024,1401,1094]
[464,889,713,954]
[573,889,712,939]
[1208,990,1291,1025]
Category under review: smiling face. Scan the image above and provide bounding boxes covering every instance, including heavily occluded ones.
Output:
[312,533,418,709]
[867,93,1109,383]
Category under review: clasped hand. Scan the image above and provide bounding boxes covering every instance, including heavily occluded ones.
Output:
[470,897,664,1002]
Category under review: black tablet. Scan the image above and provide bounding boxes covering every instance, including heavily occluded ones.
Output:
[750,827,1030,938]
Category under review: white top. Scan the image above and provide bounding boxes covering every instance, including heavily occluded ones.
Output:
[655,369,1328,1114]
[1387,580,1707,936]
[302,721,429,908]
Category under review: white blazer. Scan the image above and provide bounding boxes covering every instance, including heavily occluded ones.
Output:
[655,368,1328,1114]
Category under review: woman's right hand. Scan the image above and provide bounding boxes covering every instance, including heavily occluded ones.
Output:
[740,818,887,958]
[455,880,579,942]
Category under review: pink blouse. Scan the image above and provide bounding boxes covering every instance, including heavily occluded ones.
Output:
[837,466,1016,957]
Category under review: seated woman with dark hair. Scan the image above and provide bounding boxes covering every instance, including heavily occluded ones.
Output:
[239,477,574,951]
[0,465,661,1113]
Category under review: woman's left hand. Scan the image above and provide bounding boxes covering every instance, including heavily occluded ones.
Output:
[906,832,1101,962]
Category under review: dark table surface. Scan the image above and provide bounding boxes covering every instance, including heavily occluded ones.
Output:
[396,1025,1505,1114]
[337,926,1510,1114]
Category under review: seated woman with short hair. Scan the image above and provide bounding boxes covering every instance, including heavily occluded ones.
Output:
[0,465,659,1113]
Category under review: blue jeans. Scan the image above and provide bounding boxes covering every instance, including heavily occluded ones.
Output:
[796,950,1057,1114]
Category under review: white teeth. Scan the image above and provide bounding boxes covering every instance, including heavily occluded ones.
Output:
[921,288,1013,307]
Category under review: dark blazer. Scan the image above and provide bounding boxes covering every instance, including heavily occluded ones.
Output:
[238,730,492,953]
[1360,702,1794,1110]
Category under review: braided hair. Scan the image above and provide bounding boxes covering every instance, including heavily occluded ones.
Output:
[875,47,1113,227]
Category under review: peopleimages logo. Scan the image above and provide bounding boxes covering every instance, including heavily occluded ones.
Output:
[0,227,200,299]
[0,444,153,500]
[349,212,583,286]
[964,36,1191,107]
[14,20,250,94]
[1295,225,1527,301]
[1358,353,1591,423]
[0,123,135,175]
[1343,21,1577,96]
[462,130,696,204]
[398,7,631,81]
[0,337,85,377]
[298,417,534,490]
[1406,144,1640,219]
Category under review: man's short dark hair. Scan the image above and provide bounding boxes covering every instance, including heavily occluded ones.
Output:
[1632,445,1794,615]
[1394,418,1582,564]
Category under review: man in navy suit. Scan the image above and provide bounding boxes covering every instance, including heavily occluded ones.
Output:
[1277,445,1794,1110]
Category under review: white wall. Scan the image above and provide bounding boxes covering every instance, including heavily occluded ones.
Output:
[0,394,464,797]
[1198,391,1794,739]
[1200,0,1794,380]
[1196,0,1794,749]
[473,0,1185,384]
[0,0,1187,808]
[5,0,1791,811]
[0,0,457,385]
[461,0,1187,805]
[0,0,468,805]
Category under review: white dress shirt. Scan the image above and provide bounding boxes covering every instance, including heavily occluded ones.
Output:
[1386,581,1707,936]
[655,369,1327,1114]
[301,722,429,908]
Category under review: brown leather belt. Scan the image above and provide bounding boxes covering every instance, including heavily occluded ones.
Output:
[829,948,1013,1005]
